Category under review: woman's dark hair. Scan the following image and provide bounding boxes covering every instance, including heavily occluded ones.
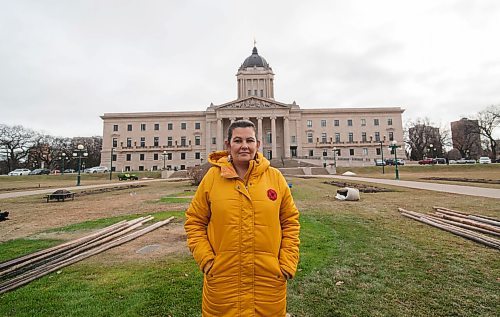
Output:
[227,120,256,142]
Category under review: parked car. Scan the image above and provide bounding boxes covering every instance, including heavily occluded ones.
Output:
[8,168,31,176]
[374,159,386,166]
[385,158,405,166]
[418,158,434,165]
[478,157,491,164]
[86,166,109,173]
[29,168,50,175]
[433,158,447,164]
[448,159,458,164]
[63,169,76,173]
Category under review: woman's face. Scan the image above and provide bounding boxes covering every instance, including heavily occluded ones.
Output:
[226,127,260,165]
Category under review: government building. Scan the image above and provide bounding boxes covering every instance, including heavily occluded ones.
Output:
[100,46,404,171]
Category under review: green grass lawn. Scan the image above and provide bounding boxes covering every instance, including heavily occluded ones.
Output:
[0,177,498,316]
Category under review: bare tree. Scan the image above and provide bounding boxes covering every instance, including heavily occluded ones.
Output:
[28,135,72,169]
[0,124,38,171]
[405,118,450,160]
[476,105,499,159]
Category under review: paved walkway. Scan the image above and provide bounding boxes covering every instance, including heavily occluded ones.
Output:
[298,175,500,199]
[0,178,176,200]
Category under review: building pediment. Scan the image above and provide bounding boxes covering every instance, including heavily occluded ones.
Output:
[214,97,291,110]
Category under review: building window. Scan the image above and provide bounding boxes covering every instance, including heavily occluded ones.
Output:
[112,154,117,162]
[112,138,117,147]
[388,118,393,126]
[334,120,339,127]
[361,119,366,126]
[167,137,173,147]
[140,137,145,147]
[350,149,355,156]
[374,119,380,126]
[180,165,186,170]
[181,122,187,130]
[389,132,394,141]
[195,136,201,146]
[308,149,314,157]
[113,124,118,131]
[363,148,368,156]
[127,124,132,131]
[152,166,157,171]
[167,153,172,160]
[140,153,145,161]
[141,123,146,131]
[335,133,340,143]
[126,154,131,161]
[181,153,186,160]
[254,89,257,96]
[307,120,312,128]
[126,138,132,147]
[167,123,173,130]
[125,166,130,171]
[362,132,367,142]
[181,137,187,146]
[375,132,380,142]
[307,132,313,143]
[139,166,144,171]
[195,122,201,129]
[154,153,159,160]
[195,152,201,159]
[248,89,251,96]
[266,132,272,144]
[212,137,216,145]
[321,133,327,143]
[291,135,296,143]
[154,137,159,147]
[348,133,354,143]
[376,148,381,155]
[347,119,353,126]
[154,123,160,131]
[321,120,326,127]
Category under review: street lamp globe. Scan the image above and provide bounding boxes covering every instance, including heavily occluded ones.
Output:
[77,144,84,150]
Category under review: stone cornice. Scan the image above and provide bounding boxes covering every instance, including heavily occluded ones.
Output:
[101,111,206,120]
[300,107,405,114]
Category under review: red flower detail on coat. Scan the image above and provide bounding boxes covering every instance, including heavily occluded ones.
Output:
[267,189,277,201]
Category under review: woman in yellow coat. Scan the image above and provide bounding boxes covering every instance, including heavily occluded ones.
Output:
[185,120,300,316]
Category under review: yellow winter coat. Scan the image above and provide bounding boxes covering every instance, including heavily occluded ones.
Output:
[185,151,300,316]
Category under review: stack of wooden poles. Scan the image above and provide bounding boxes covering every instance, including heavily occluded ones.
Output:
[0,216,174,294]
[398,206,499,250]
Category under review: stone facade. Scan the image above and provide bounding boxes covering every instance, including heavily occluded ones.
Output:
[100,47,404,171]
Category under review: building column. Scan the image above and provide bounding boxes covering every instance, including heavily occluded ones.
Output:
[205,120,212,154]
[271,116,277,159]
[217,118,223,150]
[257,116,263,153]
[283,116,290,158]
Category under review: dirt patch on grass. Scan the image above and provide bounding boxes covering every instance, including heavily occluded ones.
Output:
[86,220,190,264]
[323,181,394,193]
[0,181,193,242]
[420,177,500,184]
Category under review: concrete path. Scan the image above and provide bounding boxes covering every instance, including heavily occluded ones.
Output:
[298,175,500,199]
[0,178,176,200]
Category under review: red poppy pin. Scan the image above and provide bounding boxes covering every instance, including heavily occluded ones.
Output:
[267,189,277,201]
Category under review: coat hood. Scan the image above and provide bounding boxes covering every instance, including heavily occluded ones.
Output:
[208,150,270,179]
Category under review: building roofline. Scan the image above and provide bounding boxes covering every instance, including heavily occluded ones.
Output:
[100,111,206,119]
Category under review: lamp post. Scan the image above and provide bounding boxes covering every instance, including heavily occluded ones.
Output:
[109,147,114,181]
[73,144,88,186]
[59,153,67,175]
[388,141,401,180]
[162,151,168,170]
[429,144,434,158]
[379,141,385,174]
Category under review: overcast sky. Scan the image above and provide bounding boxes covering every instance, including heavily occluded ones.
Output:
[1,0,499,138]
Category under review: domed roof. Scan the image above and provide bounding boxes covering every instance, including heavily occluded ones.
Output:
[239,47,270,70]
